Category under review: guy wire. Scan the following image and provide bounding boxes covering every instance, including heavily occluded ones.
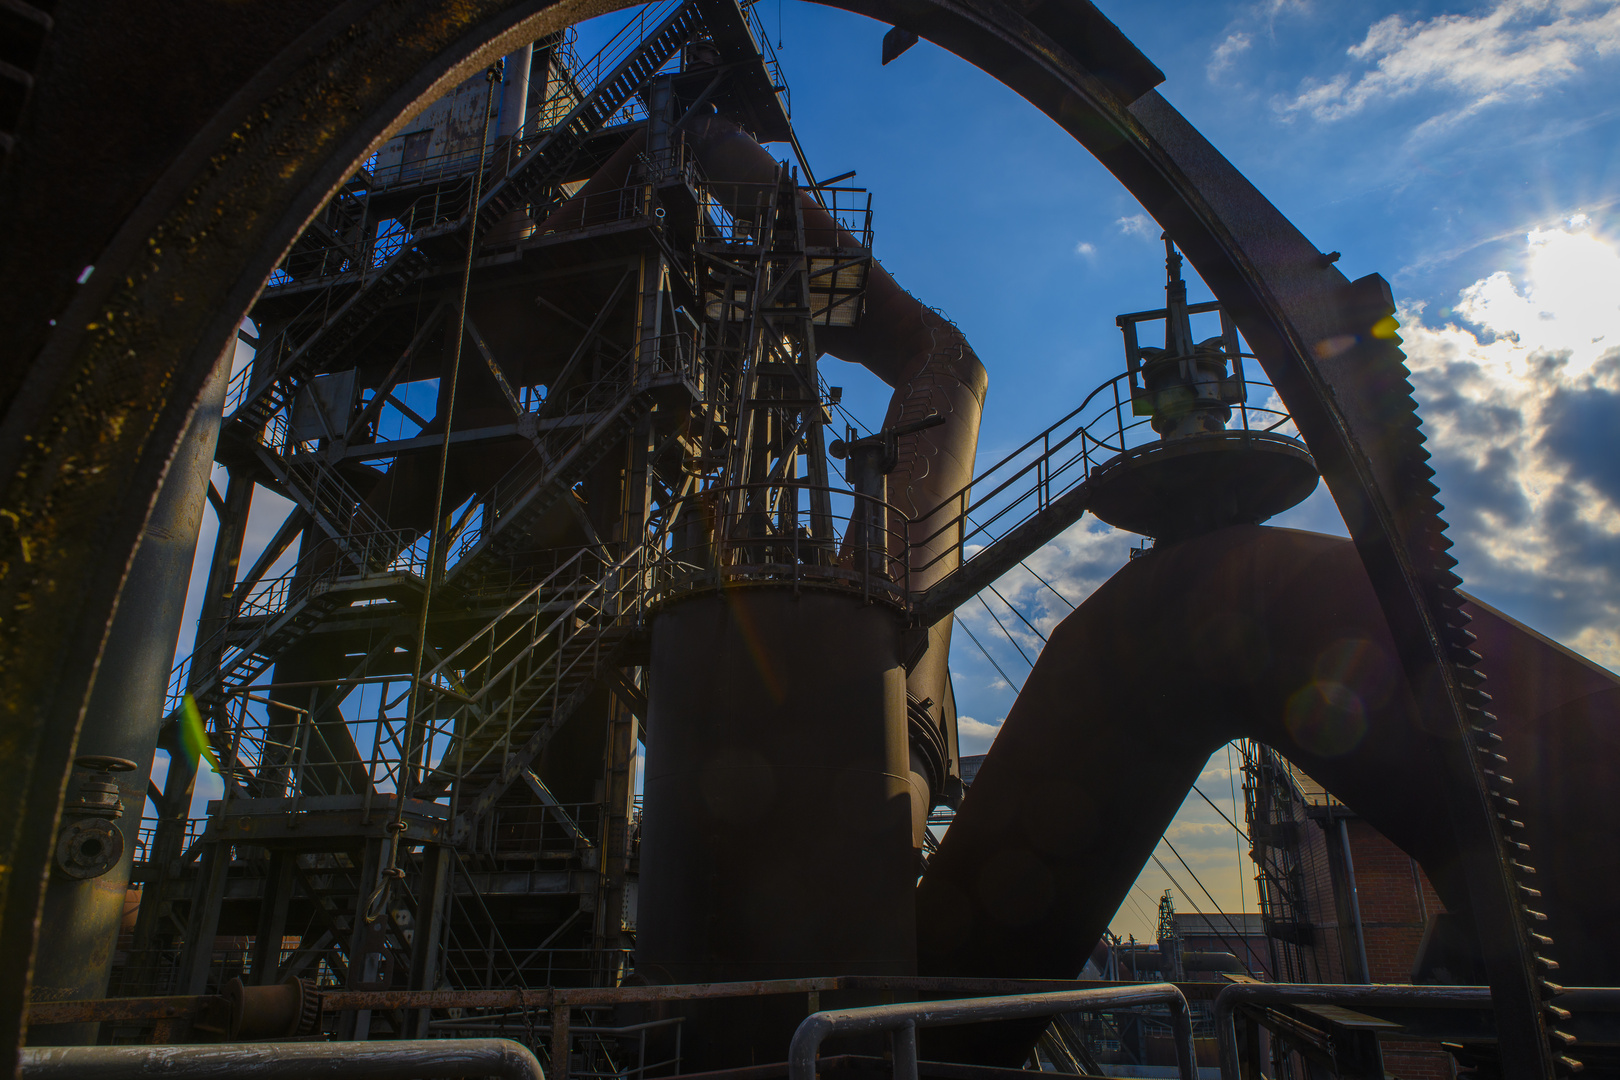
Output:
[365,61,501,924]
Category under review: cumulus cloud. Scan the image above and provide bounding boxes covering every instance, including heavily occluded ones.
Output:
[1208,32,1253,80]
[957,714,1004,754]
[1399,216,1620,669]
[1075,241,1097,257]
[1117,213,1158,240]
[1280,0,1620,125]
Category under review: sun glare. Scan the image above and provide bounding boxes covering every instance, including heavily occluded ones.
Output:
[1457,215,1620,376]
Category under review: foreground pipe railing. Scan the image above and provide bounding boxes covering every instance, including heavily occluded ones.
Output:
[787,983,1196,1080]
[1213,984,1493,1080]
[18,1039,544,1080]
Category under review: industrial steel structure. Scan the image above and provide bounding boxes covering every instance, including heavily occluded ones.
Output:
[3,1,1620,1079]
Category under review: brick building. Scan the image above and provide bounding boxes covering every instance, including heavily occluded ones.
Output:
[1244,743,1457,1080]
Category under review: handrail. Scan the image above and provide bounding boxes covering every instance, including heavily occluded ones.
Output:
[644,482,911,605]
[909,367,1299,579]
[787,983,1196,1080]
[411,544,644,792]
[19,1039,545,1080]
[423,546,598,679]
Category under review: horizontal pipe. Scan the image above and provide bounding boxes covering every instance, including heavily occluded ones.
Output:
[25,976,1245,1027]
[19,1039,543,1080]
[788,983,1195,1080]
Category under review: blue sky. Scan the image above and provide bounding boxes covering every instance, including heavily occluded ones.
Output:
[751,0,1620,937]
[164,0,1620,944]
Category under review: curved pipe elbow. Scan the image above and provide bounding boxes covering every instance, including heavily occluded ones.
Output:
[919,524,1620,992]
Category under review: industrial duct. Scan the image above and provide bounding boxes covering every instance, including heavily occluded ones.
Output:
[918,525,1619,1049]
[685,114,990,836]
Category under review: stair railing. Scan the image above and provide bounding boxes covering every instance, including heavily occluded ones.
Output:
[408,544,645,801]
[909,368,1298,581]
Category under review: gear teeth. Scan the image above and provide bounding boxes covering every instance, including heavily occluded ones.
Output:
[1391,357,1568,1071]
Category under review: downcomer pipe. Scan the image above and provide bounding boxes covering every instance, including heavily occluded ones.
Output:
[918,525,1620,1052]
[685,114,989,837]
[29,345,230,1043]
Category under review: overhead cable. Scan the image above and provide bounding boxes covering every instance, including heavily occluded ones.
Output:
[957,620,1021,693]
[988,582,1048,643]
[1158,837,1256,975]
[977,594,1033,667]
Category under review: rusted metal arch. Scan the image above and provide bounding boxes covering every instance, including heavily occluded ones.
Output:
[0,0,1554,1075]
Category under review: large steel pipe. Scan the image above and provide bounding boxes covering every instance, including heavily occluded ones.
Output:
[28,347,230,1044]
[636,587,914,1066]
[918,525,1619,1053]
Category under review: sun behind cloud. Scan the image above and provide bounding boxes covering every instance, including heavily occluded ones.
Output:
[1401,216,1620,669]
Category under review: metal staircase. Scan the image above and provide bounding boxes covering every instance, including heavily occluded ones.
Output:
[407,546,645,842]
[224,0,707,443]
[252,439,410,571]
[445,380,652,588]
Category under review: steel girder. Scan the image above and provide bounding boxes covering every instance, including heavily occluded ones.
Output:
[0,0,1562,1075]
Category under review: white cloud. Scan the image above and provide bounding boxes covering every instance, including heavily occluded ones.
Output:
[1075,241,1097,257]
[1208,32,1253,80]
[1116,213,1158,240]
[1399,216,1620,669]
[1280,0,1620,125]
[956,714,1004,754]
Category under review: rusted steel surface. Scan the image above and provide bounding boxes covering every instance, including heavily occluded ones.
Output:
[0,0,1559,1074]
[918,526,1612,1068]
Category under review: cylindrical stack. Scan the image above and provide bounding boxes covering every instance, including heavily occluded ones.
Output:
[636,587,914,1066]
[687,114,989,849]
